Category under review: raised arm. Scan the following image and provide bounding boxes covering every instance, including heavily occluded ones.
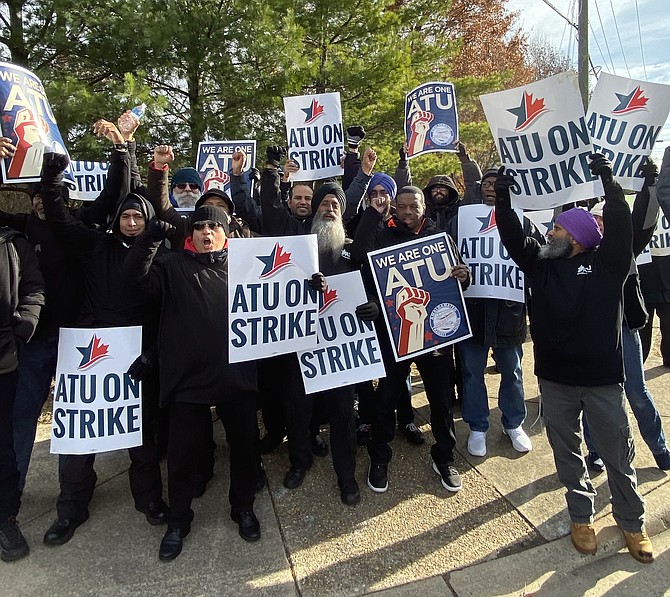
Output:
[230,150,261,233]
[343,147,375,223]
[631,160,660,257]
[456,141,483,204]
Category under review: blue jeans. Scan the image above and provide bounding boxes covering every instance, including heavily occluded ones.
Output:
[12,336,58,491]
[584,324,667,456]
[458,340,526,432]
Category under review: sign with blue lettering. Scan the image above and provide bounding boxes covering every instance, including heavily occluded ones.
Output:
[480,71,603,210]
[523,209,554,239]
[404,81,459,159]
[587,73,670,192]
[50,326,143,455]
[298,270,385,393]
[228,235,320,362]
[195,139,257,211]
[458,205,526,302]
[0,62,75,188]
[68,160,109,201]
[367,233,472,362]
[649,214,670,258]
[284,92,344,182]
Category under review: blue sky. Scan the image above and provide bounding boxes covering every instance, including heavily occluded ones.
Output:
[506,0,669,162]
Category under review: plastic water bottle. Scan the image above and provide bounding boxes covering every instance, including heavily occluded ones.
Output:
[130,103,146,122]
[120,103,146,134]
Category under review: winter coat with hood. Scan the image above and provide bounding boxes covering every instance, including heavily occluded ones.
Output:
[42,176,158,329]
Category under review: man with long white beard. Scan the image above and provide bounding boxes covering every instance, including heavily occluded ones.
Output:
[495,154,653,564]
[169,167,201,209]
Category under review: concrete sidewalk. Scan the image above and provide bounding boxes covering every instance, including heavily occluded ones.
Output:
[5,336,670,596]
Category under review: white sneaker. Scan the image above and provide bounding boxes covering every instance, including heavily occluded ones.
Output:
[504,426,532,452]
[467,430,487,457]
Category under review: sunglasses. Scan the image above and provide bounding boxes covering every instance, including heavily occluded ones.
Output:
[192,220,224,231]
[175,183,200,191]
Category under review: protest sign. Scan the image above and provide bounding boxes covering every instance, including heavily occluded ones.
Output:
[458,205,525,302]
[228,235,320,362]
[480,71,603,210]
[404,81,459,158]
[587,73,670,192]
[368,234,471,361]
[284,92,344,181]
[522,209,554,238]
[0,61,75,188]
[68,160,109,201]
[50,326,143,455]
[649,213,670,258]
[298,270,385,394]
[195,140,257,206]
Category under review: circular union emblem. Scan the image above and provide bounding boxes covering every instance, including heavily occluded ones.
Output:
[430,303,461,338]
[430,123,455,147]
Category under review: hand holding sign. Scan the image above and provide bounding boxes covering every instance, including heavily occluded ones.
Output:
[589,153,613,185]
[640,159,658,187]
[494,166,517,206]
[355,300,380,321]
[0,137,15,158]
[282,159,300,182]
[450,263,470,284]
[396,286,430,356]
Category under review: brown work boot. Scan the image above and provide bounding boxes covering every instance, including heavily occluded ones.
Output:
[571,523,597,555]
[621,528,654,564]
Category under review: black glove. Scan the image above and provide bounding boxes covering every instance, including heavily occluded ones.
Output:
[398,144,408,161]
[147,218,174,242]
[456,141,467,159]
[347,125,366,148]
[266,146,287,168]
[248,167,261,184]
[127,354,153,381]
[308,272,326,293]
[355,300,379,321]
[640,159,658,187]
[588,152,613,184]
[41,152,69,182]
[494,166,517,206]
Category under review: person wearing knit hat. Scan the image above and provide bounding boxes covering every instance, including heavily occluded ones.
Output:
[109,192,155,243]
[553,207,603,252]
[494,154,653,563]
[195,189,235,216]
[170,167,202,209]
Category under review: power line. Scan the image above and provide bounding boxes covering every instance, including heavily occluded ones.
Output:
[592,0,616,74]
[634,0,648,79]
[607,0,630,77]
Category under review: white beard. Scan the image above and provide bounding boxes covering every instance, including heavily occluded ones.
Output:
[312,212,346,260]
[172,189,201,208]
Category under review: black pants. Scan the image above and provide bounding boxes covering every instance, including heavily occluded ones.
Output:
[55,376,163,520]
[368,351,456,466]
[640,302,670,364]
[0,370,20,521]
[259,353,321,439]
[167,394,259,530]
[282,355,356,487]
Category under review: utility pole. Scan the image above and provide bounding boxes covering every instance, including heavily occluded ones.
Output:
[578,0,589,109]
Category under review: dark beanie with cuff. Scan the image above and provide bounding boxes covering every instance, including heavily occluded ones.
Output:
[311,182,346,214]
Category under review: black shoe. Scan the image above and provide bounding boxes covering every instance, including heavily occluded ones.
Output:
[311,434,329,457]
[283,467,308,489]
[356,423,371,446]
[400,423,425,445]
[339,480,361,506]
[367,462,388,493]
[432,460,462,492]
[159,525,190,561]
[654,449,670,471]
[0,517,30,562]
[43,514,89,546]
[259,432,286,455]
[230,510,261,542]
[136,500,169,525]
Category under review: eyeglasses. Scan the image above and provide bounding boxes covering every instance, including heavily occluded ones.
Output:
[193,220,224,231]
[175,183,200,191]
